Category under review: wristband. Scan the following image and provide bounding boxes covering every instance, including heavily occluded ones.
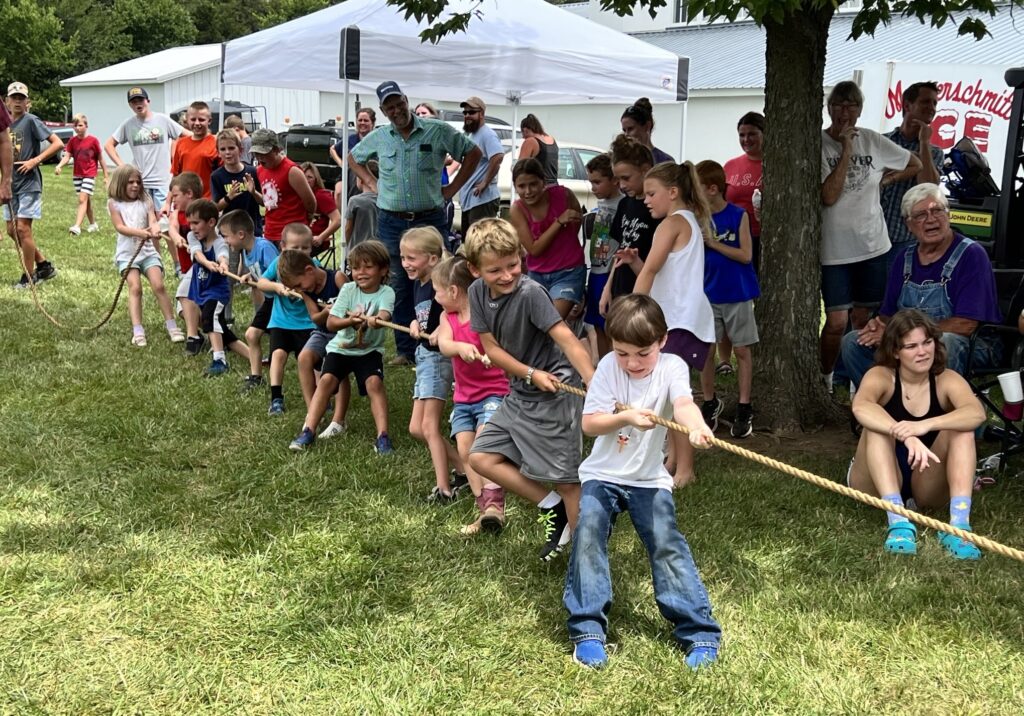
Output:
[525,367,535,385]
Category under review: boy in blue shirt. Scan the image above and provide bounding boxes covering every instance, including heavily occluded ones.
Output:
[695,160,760,438]
[221,210,279,391]
[253,223,317,415]
[186,200,250,376]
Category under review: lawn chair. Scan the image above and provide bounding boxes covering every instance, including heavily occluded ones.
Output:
[967,270,1024,475]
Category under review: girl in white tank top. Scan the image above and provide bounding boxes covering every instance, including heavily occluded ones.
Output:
[629,160,716,485]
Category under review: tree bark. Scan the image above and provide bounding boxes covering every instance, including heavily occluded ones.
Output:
[755,4,840,431]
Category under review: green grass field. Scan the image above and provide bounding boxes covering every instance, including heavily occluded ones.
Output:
[1,175,1023,714]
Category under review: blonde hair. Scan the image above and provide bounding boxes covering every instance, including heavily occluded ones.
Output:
[431,255,475,292]
[282,223,314,250]
[463,218,521,266]
[108,164,151,206]
[72,113,88,126]
[216,128,241,149]
[399,225,446,258]
[644,161,714,241]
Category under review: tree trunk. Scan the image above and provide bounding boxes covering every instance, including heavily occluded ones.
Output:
[755,4,839,431]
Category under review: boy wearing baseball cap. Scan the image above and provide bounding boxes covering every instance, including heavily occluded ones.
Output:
[3,82,63,288]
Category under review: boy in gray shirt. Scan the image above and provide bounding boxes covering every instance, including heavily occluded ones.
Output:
[465,218,595,562]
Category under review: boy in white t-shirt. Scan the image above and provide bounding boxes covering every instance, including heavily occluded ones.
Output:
[564,294,720,671]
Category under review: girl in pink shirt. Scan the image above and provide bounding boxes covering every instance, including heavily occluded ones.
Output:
[433,255,510,536]
[508,158,585,319]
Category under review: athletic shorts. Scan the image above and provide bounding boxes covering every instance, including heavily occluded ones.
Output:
[176,270,192,301]
[2,192,42,221]
[201,300,239,345]
[250,297,273,332]
[301,329,335,370]
[269,327,313,357]
[322,350,384,397]
[413,345,453,401]
[73,177,96,195]
[584,272,609,329]
[663,328,711,371]
[712,301,759,346]
[471,390,583,484]
[118,255,163,276]
[450,395,505,437]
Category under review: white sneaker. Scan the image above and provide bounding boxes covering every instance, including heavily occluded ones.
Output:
[86,223,99,233]
[68,225,81,236]
[318,421,348,439]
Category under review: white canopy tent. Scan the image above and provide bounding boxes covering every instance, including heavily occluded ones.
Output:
[221,0,689,212]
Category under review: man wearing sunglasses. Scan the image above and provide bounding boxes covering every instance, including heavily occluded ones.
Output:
[349,80,482,365]
[458,96,504,237]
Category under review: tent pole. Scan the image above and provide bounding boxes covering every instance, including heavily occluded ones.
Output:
[340,79,350,267]
[218,43,227,133]
[679,100,688,161]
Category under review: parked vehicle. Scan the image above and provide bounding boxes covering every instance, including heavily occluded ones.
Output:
[283,121,350,187]
[168,99,266,134]
[41,126,74,164]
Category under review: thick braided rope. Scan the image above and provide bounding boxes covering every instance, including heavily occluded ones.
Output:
[80,236,151,332]
[554,381,1024,563]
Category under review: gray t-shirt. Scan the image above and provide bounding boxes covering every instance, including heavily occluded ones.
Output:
[345,191,379,248]
[9,113,51,194]
[469,275,577,400]
[240,135,253,165]
[112,112,185,188]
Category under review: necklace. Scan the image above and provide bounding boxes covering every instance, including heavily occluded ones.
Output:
[615,367,656,453]
[902,374,929,403]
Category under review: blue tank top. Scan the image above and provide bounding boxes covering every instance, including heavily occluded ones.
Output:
[704,203,760,304]
[188,244,231,305]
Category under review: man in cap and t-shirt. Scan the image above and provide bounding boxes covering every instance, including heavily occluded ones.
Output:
[348,80,482,365]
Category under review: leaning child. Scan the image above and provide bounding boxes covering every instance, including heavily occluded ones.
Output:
[565,294,720,671]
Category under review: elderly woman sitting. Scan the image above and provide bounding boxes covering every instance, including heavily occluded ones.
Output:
[848,309,986,559]
[841,182,1002,388]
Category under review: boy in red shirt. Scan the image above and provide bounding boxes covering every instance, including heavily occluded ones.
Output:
[55,113,108,235]
[170,101,220,197]
[249,128,315,243]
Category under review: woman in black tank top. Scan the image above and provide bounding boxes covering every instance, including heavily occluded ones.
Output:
[847,310,986,559]
[518,114,559,185]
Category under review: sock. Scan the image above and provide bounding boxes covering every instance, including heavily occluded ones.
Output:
[538,491,561,510]
[950,496,972,527]
[883,493,908,526]
[132,324,145,336]
[188,334,200,340]
[271,385,283,401]
[165,319,178,333]
[213,350,226,362]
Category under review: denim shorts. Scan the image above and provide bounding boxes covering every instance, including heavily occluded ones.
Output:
[529,264,586,305]
[2,192,42,220]
[413,344,453,401]
[821,253,887,313]
[450,395,505,437]
[118,255,163,276]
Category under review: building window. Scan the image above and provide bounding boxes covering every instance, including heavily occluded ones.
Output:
[674,0,687,24]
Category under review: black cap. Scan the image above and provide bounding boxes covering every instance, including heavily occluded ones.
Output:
[127,86,149,102]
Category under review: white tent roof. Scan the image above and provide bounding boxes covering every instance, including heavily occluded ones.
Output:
[222,0,688,105]
[62,45,221,86]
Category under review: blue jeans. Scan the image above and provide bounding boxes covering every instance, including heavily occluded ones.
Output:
[377,208,448,359]
[841,329,1002,387]
[564,480,721,652]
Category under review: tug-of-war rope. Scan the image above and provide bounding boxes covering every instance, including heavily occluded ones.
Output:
[7,201,1022,562]
[7,198,150,332]
[552,381,1024,563]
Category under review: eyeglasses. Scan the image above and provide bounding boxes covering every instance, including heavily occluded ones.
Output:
[908,207,948,224]
[829,102,861,112]
[462,109,481,116]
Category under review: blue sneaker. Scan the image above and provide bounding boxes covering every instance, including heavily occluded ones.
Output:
[289,427,316,451]
[572,640,607,669]
[374,432,394,455]
[268,397,285,416]
[685,646,718,671]
[205,358,229,376]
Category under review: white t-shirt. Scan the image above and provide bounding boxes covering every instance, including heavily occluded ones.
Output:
[820,127,912,266]
[579,352,692,491]
[112,112,185,188]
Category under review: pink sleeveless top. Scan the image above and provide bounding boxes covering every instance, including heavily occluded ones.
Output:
[517,185,585,274]
[446,311,510,404]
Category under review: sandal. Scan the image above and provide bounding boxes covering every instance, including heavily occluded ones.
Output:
[131,334,148,347]
[426,486,455,504]
[715,361,734,375]
[884,522,917,555]
[937,527,982,561]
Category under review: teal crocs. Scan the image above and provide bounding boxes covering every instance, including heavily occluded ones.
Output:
[937,526,982,561]
[884,522,918,555]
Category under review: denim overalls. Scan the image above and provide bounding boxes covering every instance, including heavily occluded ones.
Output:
[897,237,972,322]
